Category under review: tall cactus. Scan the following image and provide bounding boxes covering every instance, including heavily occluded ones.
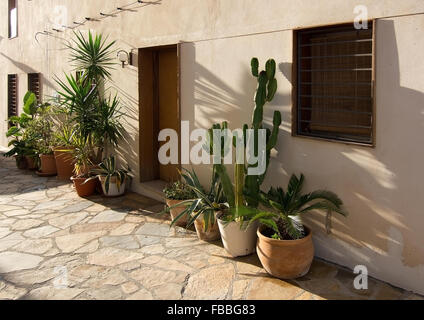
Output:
[244,58,281,208]
[205,58,282,213]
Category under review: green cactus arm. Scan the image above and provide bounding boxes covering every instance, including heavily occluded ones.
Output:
[265,59,276,80]
[251,58,259,77]
[215,164,235,207]
[267,111,282,151]
[234,163,245,212]
[266,78,278,102]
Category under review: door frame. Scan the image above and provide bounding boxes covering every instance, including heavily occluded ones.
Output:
[138,44,181,182]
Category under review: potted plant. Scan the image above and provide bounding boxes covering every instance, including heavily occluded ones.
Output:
[168,168,227,241]
[88,156,132,197]
[247,174,347,280]
[69,134,97,197]
[53,121,77,180]
[163,181,196,227]
[207,58,282,257]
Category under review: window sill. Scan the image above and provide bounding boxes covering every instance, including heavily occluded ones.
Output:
[291,133,375,148]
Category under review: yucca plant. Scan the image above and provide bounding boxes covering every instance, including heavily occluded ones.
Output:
[67,31,116,84]
[167,168,228,232]
[89,156,131,193]
[248,174,348,240]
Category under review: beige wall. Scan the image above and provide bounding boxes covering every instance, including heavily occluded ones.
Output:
[1,0,424,294]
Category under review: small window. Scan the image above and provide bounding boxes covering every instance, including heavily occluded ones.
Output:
[28,73,41,102]
[8,74,18,123]
[8,0,17,39]
[293,23,375,145]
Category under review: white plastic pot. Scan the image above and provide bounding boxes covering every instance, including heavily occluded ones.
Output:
[99,176,126,197]
[217,217,259,257]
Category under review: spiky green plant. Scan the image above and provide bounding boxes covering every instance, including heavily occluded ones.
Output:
[67,31,116,83]
[247,174,348,240]
[88,156,132,193]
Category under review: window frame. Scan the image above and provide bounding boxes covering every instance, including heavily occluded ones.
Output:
[7,74,18,127]
[8,0,18,39]
[28,73,42,102]
[292,20,376,147]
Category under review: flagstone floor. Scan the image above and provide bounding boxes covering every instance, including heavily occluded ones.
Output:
[0,157,422,300]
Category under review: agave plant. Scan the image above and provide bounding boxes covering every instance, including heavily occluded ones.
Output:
[167,168,228,231]
[248,174,348,240]
[89,156,131,193]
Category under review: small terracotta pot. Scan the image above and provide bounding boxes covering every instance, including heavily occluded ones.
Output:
[257,225,314,279]
[71,176,97,197]
[193,212,221,241]
[14,156,27,170]
[54,147,75,180]
[39,154,57,176]
[166,199,189,227]
[25,156,38,170]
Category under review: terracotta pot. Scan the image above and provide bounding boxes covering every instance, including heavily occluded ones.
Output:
[99,176,126,197]
[39,154,57,176]
[257,225,314,279]
[14,156,27,170]
[193,212,221,241]
[71,176,97,197]
[54,147,75,180]
[25,156,38,170]
[166,199,189,227]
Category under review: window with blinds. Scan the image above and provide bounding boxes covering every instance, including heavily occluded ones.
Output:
[28,73,41,102]
[294,23,375,145]
[8,74,18,123]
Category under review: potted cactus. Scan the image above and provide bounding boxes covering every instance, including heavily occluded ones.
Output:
[163,180,196,227]
[212,58,282,257]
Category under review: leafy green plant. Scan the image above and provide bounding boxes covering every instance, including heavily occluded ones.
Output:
[89,156,132,193]
[68,133,93,177]
[247,174,348,240]
[67,30,116,84]
[163,181,196,201]
[167,168,228,232]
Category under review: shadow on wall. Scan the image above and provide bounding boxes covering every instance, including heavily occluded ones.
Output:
[268,19,424,291]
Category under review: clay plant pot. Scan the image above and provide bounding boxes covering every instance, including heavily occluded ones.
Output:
[71,176,97,197]
[53,147,75,180]
[99,176,126,197]
[166,199,189,227]
[14,156,27,170]
[193,212,221,241]
[257,225,314,280]
[25,156,38,170]
[217,215,259,257]
[38,154,57,176]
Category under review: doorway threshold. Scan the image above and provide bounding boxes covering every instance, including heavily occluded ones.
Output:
[139,180,168,203]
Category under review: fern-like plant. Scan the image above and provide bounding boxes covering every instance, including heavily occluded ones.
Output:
[248,174,348,240]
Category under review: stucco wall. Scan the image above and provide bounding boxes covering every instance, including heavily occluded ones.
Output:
[1,0,424,294]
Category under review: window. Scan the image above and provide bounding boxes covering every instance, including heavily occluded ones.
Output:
[293,23,375,145]
[8,74,18,123]
[8,0,17,39]
[28,73,41,102]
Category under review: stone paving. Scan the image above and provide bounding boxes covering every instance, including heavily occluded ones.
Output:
[0,156,422,300]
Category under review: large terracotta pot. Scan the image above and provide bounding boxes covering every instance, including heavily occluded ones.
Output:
[54,147,75,180]
[71,176,97,197]
[99,176,126,197]
[39,154,57,176]
[257,225,314,279]
[25,156,38,170]
[193,212,221,241]
[166,199,189,227]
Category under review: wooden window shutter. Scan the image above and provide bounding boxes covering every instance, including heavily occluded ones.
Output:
[28,73,41,102]
[8,74,18,119]
[294,23,375,145]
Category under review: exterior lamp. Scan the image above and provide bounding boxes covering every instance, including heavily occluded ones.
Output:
[117,50,132,68]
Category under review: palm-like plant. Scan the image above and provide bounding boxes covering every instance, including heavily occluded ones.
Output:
[69,133,93,177]
[67,31,116,83]
[89,156,131,193]
[248,174,348,240]
[167,168,228,231]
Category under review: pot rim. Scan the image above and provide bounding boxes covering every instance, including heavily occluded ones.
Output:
[257,225,312,245]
